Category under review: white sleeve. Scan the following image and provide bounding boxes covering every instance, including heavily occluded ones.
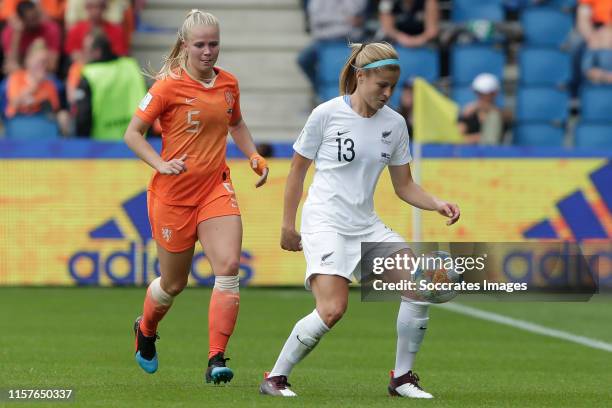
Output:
[293,107,325,160]
[390,122,412,166]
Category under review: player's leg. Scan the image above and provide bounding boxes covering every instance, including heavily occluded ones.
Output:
[197,214,242,384]
[389,298,432,398]
[367,225,433,398]
[135,244,195,373]
[261,274,348,397]
[135,192,197,374]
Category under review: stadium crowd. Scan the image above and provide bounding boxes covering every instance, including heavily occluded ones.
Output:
[300,0,612,147]
[0,0,610,148]
[0,0,146,139]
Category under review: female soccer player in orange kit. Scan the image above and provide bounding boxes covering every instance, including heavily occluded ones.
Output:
[123,9,269,384]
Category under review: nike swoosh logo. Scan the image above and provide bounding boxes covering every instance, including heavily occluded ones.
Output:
[296,335,309,347]
[382,131,391,138]
[186,98,197,104]
[321,251,334,262]
[337,130,350,136]
[418,327,427,330]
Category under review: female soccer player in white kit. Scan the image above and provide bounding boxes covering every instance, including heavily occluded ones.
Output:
[259,42,460,398]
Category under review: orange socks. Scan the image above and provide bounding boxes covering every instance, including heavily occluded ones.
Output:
[140,277,174,337]
[208,276,240,359]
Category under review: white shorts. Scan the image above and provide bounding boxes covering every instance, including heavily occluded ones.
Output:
[301,222,409,289]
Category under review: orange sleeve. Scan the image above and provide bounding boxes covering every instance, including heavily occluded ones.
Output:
[135,80,167,124]
[230,83,242,125]
[5,73,21,117]
[579,0,593,6]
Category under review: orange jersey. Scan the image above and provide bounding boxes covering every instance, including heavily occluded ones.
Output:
[580,0,612,24]
[5,70,60,118]
[135,67,242,206]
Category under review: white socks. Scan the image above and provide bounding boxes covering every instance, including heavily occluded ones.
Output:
[269,309,330,377]
[394,300,429,378]
[150,277,174,306]
[214,275,240,293]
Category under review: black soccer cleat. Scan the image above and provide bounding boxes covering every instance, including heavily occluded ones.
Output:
[133,315,159,374]
[205,352,234,384]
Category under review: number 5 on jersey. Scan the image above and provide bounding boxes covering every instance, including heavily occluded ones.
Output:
[187,110,201,134]
[336,137,355,162]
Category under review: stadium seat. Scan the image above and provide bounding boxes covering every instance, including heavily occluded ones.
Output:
[527,0,576,11]
[389,47,440,109]
[580,86,612,122]
[452,0,504,22]
[514,123,565,146]
[316,41,351,99]
[518,47,571,87]
[5,114,60,139]
[574,122,612,149]
[450,45,505,86]
[520,8,573,47]
[451,86,504,109]
[516,87,569,122]
[319,84,340,102]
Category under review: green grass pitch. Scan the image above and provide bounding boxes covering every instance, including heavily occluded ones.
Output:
[1,288,610,407]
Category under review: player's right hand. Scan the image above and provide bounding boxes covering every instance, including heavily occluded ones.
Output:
[156,154,187,175]
[281,227,302,251]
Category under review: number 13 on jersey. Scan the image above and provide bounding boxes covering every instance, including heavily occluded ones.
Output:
[335,137,355,162]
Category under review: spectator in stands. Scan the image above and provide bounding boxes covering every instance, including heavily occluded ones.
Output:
[1,0,66,24]
[577,0,612,46]
[458,73,503,145]
[582,23,612,84]
[397,76,414,136]
[72,31,145,139]
[1,1,61,74]
[297,0,368,90]
[65,0,128,26]
[378,0,439,48]
[4,38,71,136]
[65,0,127,63]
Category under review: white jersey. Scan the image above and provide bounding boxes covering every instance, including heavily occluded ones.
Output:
[293,96,412,235]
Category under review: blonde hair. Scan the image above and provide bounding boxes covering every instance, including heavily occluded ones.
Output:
[339,42,399,95]
[152,9,219,80]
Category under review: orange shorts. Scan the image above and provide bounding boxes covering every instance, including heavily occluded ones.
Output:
[147,179,241,253]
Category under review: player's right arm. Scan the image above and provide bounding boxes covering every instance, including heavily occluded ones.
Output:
[281,152,312,252]
[124,115,187,175]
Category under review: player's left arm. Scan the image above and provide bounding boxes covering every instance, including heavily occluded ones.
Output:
[229,118,269,188]
[388,164,460,226]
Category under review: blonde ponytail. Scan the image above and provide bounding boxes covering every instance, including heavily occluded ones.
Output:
[338,42,400,95]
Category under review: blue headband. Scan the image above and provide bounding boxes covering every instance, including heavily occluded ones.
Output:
[361,58,400,69]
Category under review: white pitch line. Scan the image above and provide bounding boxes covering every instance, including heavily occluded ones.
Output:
[437,302,612,353]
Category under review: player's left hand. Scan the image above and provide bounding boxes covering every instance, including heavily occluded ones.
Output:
[250,153,269,188]
[436,200,460,226]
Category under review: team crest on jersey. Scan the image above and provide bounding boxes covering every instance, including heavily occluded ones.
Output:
[225,90,235,115]
[381,130,392,145]
[225,90,235,107]
[161,227,172,242]
[380,152,391,164]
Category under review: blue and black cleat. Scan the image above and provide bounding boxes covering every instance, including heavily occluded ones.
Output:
[133,315,159,374]
[205,352,234,384]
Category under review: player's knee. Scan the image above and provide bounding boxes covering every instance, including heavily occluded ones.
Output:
[162,279,187,297]
[319,301,347,327]
[216,257,240,276]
